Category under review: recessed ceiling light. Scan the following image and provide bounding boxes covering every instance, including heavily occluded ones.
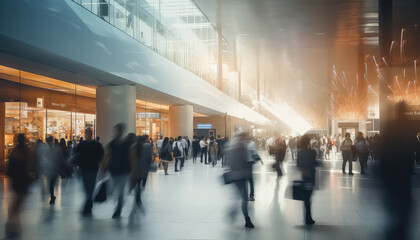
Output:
[235,1,241,4]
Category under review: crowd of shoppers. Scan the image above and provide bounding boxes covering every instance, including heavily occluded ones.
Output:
[4,101,420,238]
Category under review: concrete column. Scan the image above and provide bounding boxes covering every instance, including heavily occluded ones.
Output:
[96,85,136,145]
[379,0,393,132]
[169,105,193,140]
[0,103,5,168]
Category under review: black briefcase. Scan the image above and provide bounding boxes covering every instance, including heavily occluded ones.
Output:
[292,181,312,201]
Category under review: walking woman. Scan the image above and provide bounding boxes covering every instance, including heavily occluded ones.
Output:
[159,137,173,175]
[5,134,34,237]
[130,135,152,218]
[354,132,368,174]
[296,134,319,225]
[209,137,218,167]
[340,133,354,175]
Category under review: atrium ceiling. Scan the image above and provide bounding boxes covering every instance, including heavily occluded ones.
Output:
[194,0,379,118]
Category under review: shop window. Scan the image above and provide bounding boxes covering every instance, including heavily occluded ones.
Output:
[47,110,72,141]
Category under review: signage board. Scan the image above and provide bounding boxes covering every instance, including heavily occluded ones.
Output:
[5,102,27,119]
[137,112,160,119]
[197,123,212,129]
[37,97,44,108]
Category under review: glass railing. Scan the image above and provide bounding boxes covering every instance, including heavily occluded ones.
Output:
[72,0,218,86]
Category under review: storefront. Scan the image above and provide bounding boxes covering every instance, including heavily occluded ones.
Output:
[0,65,98,170]
[0,64,172,171]
[136,109,170,141]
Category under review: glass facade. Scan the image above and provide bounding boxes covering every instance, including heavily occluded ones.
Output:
[73,0,219,86]
[0,65,98,170]
[0,64,172,171]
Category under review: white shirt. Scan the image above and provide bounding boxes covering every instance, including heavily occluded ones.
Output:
[156,139,163,148]
[172,141,184,158]
[181,138,188,149]
[199,140,205,148]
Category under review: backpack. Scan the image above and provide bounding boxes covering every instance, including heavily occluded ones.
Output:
[173,142,181,158]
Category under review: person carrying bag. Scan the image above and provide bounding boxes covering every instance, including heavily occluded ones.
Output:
[160,137,173,175]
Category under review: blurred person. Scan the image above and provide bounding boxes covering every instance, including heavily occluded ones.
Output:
[247,137,263,201]
[297,134,319,225]
[67,140,73,151]
[340,133,354,175]
[156,136,163,160]
[325,137,332,160]
[379,101,417,240]
[288,137,297,161]
[224,132,254,228]
[73,127,104,216]
[354,132,368,174]
[206,137,211,162]
[141,135,156,188]
[169,137,174,146]
[5,134,34,238]
[58,138,73,178]
[45,136,62,204]
[34,139,49,199]
[181,136,188,160]
[102,124,134,218]
[160,137,173,175]
[186,136,191,159]
[199,137,208,164]
[192,136,200,163]
[172,136,184,172]
[269,138,287,178]
[221,137,228,166]
[320,138,327,159]
[335,135,341,153]
[216,135,223,161]
[129,135,152,218]
[371,134,380,162]
[209,137,218,167]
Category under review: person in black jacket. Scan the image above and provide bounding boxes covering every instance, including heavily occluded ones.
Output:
[192,137,199,163]
[102,123,135,218]
[129,135,153,218]
[74,127,104,216]
[269,138,287,178]
[379,101,416,240]
[160,137,173,175]
[5,134,34,238]
[297,134,319,225]
[224,132,254,228]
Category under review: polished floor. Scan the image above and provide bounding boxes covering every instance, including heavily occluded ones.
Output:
[1,150,419,240]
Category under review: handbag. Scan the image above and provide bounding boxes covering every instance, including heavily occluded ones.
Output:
[351,146,358,162]
[94,179,108,203]
[222,170,250,184]
[291,181,312,201]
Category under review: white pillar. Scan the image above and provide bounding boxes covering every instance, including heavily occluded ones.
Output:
[169,105,193,139]
[96,85,136,145]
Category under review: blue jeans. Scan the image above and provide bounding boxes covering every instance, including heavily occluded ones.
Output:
[175,157,184,170]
